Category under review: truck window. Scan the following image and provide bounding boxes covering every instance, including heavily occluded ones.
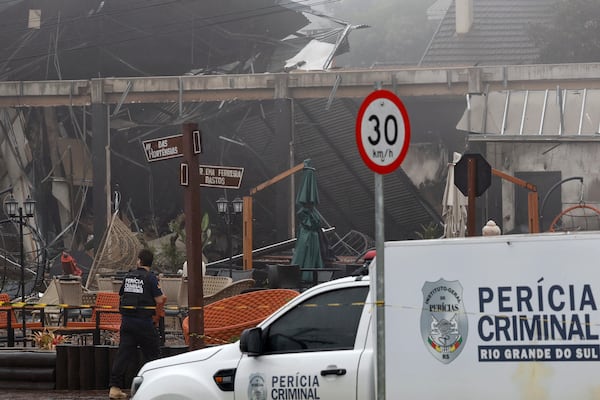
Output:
[264,286,368,354]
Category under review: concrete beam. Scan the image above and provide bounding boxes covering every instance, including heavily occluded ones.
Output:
[2,63,600,107]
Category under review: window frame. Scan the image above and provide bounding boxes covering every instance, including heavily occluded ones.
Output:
[262,286,369,355]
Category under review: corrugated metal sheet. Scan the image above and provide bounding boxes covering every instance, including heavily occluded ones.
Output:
[231,97,443,241]
[458,89,600,137]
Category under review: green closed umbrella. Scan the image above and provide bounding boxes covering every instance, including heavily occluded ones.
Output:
[291,161,324,270]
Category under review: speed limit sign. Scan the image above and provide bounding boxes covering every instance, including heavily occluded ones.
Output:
[355,90,411,174]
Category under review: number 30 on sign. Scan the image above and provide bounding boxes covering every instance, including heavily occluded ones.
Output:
[355,90,411,175]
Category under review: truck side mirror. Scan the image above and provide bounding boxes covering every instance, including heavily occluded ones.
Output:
[240,327,264,356]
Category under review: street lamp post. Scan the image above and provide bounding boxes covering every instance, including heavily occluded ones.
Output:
[216,196,243,277]
[3,194,36,302]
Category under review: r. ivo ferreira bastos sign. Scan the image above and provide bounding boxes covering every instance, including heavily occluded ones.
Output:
[199,165,244,189]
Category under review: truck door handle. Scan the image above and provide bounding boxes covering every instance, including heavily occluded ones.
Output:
[320,368,346,376]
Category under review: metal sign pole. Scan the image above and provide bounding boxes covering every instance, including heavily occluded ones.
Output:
[375,173,385,400]
[356,89,410,400]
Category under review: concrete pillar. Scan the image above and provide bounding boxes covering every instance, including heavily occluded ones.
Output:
[91,79,109,251]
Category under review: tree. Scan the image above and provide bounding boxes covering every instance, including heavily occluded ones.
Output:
[530,0,600,63]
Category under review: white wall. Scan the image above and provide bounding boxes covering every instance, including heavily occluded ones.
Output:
[486,141,600,233]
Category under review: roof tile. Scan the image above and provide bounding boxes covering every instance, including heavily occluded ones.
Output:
[420,0,555,66]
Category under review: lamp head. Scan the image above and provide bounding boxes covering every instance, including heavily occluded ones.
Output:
[216,196,228,215]
[3,193,17,217]
[232,197,243,214]
[24,195,35,217]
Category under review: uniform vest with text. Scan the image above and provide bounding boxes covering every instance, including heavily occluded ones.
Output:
[120,269,155,318]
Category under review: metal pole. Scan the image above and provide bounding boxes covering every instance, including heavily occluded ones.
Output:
[375,173,385,400]
[19,207,27,346]
[228,210,233,278]
[19,207,24,303]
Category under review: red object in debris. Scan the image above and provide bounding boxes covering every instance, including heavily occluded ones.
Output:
[61,251,83,276]
[363,250,376,261]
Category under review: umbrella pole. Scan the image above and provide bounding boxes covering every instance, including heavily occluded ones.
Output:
[227,216,233,278]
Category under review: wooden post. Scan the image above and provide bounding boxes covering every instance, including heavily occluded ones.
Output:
[528,192,540,233]
[182,123,205,350]
[467,157,477,236]
[243,162,305,270]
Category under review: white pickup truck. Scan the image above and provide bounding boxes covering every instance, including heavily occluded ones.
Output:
[131,231,600,399]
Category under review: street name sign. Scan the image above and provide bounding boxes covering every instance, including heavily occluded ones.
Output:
[199,165,244,189]
[143,130,202,162]
[355,90,411,174]
[143,134,183,162]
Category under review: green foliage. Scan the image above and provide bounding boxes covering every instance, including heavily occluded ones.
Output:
[415,222,442,239]
[201,212,212,249]
[530,0,600,63]
[157,212,212,272]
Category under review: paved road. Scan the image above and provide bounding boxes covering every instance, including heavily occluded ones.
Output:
[0,390,123,399]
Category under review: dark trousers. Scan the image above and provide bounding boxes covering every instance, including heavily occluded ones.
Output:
[109,315,160,389]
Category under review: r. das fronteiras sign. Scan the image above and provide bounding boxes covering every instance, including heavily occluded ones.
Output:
[143,134,183,162]
[199,165,244,189]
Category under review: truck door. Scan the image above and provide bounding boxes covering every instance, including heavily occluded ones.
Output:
[234,286,369,400]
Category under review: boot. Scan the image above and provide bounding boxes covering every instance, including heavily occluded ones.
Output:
[109,386,128,399]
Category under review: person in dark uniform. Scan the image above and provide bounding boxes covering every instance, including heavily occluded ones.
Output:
[108,249,166,399]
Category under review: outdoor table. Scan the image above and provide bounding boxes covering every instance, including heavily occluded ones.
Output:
[59,304,93,326]
[33,305,111,345]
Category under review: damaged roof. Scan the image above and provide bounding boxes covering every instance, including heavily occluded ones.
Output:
[0,1,442,266]
[0,0,364,79]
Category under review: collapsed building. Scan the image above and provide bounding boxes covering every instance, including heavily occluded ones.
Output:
[1,0,446,296]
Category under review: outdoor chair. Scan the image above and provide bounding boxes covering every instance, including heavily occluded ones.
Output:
[111,279,123,293]
[182,288,299,345]
[54,276,84,323]
[177,275,233,309]
[203,276,233,297]
[27,279,61,325]
[0,293,44,346]
[96,275,114,291]
[57,291,121,344]
[55,276,83,304]
[204,279,256,305]
[160,276,184,334]
[159,276,182,307]
[176,275,234,329]
[177,277,188,309]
